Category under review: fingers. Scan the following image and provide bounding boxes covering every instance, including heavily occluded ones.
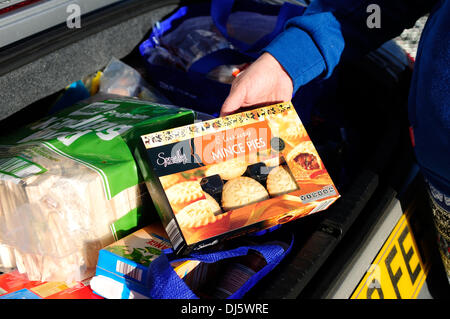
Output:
[220,82,246,117]
[219,52,293,117]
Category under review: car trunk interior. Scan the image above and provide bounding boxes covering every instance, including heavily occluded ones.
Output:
[0,0,448,299]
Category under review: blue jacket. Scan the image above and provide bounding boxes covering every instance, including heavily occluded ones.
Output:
[264,0,450,195]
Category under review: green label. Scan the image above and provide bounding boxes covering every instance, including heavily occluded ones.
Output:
[105,230,171,267]
[0,156,46,181]
[0,156,46,178]
[0,99,195,199]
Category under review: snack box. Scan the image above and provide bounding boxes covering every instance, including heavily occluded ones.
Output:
[91,260,213,299]
[0,270,102,299]
[137,102,340,255]
[93,222,202,298]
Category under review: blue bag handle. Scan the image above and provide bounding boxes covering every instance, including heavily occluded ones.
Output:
[189,0,305,75]
[210,0,305,53]
[189,48,253,75]
[146,235,294,299]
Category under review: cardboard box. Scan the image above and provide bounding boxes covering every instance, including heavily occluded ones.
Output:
[0,270,102,299]
[93,222,203,298]
[138,102,340,255]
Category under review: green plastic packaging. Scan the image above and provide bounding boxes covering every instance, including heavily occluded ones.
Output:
[0,96,195,282]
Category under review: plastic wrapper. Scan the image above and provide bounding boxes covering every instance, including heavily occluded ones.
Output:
[99,57,173,104]
[144,46,186,71]
[147,11,279,81]
[0,244,15,272]
[206,63,249,84]
[0,96,196,282]
[0,270,102,299]
[153,16,234,71]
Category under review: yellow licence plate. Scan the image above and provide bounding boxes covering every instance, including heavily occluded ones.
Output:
[351,207,430,299]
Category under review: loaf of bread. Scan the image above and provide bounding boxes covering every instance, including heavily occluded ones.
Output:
[0,96,195,282]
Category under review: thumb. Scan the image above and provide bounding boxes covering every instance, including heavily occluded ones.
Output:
[220,86,246,117]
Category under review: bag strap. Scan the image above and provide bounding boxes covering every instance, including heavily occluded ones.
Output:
[188,48,253,75]
[146,235,294,299]
[190,1,305,75]
[210,0,305,53]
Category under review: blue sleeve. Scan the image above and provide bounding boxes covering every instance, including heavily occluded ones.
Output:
[264,0,437,93]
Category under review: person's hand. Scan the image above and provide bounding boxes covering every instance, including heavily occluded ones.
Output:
[220,52,293,116]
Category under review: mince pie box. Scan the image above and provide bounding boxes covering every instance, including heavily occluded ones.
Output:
[137,102,340,255]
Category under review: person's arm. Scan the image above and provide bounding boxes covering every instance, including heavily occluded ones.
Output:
[220,0,436,116]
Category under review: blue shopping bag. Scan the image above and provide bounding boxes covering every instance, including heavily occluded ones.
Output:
[144,234,294,299]
[139,0,308,117]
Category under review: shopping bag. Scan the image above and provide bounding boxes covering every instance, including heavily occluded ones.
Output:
[145,234,294,299]
[139,0,306,116]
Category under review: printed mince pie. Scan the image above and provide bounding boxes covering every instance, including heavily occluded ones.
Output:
[221,176,269,211]
[286,141,326,180]
[266,165,299,197]
[204,157,248,181]
[165,180,205,213]
[176,193,230,243]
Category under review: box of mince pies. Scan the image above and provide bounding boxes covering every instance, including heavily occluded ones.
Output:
[136,102,340,255]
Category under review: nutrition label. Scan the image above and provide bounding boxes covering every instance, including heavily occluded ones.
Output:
[0,156,45,182]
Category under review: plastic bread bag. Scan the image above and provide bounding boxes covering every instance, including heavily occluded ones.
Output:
[0,95,196,282]
[0,244,15,272]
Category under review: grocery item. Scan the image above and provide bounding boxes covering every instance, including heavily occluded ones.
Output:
[48,80,91,115]
[151,16,234,72]
[49,58,173,116]
[0,96,196,282]
[90,275,147,299]
[99,57,173,104]
[92,222,207,299]
[206,63,249,84]
[0,270,102,299]
[147,12,277,74]
[139,1,306,115]
[0,244,15,272]
[137,102,340,255]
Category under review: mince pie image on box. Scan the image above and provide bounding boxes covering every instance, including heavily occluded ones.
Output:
[138,102,340,255]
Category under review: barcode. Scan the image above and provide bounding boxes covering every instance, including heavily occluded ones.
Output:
[310,198,335,214]
[14,164,42,177]
[116,260,143,282]
[300,185,336,203]
[166,219,183,251]
[0,157,42,178]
